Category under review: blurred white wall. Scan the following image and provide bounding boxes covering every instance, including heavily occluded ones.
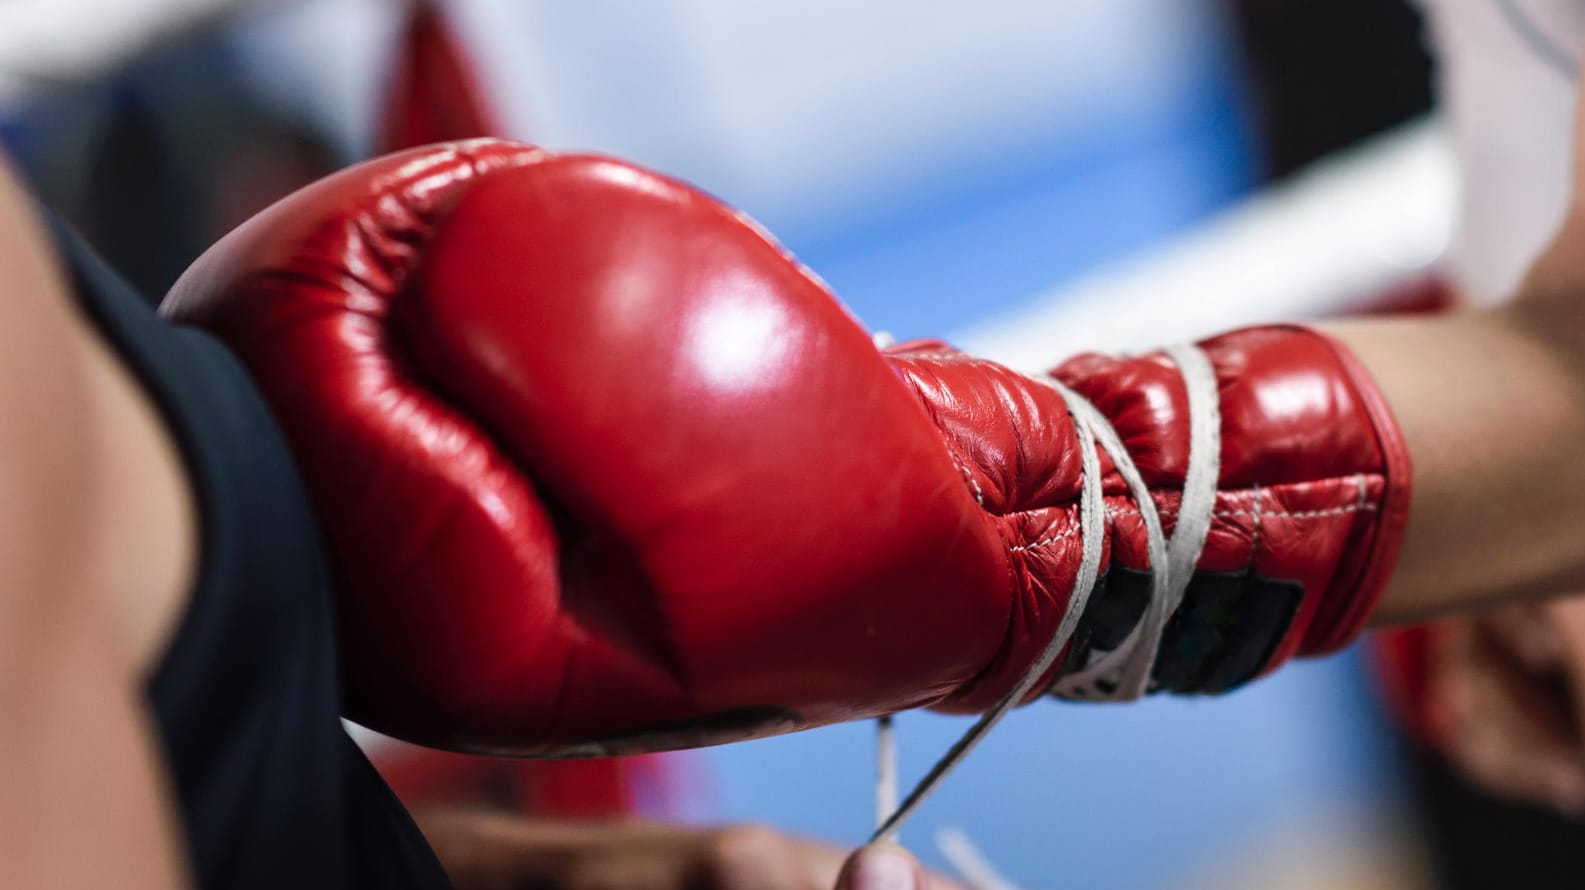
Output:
[231,0,1225,239]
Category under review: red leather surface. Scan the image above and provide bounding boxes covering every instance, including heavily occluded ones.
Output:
[1369,623,1444,747]
[893,327,1410,709]
[1054,327,1411,678]
[371,3,676,813]
[164,140,1410,754]
[376,744,683,818]
[376,4,500,154]
[164,141,1008,753]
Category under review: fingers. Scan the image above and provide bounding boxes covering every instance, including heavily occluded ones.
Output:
[708,823,845,890]
[1432,615,1585,815]
[1543,595,1585,759]
[1482,603,1567,673]
[414,810,972,890]
[1543,595,1585,675]
[835,844,928,890]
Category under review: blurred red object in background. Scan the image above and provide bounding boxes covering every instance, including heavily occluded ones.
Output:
[378,1,501,153]
[375,742,697,819]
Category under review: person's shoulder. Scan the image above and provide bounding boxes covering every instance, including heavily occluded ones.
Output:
[0,155,101,597]
[0,155,194,669]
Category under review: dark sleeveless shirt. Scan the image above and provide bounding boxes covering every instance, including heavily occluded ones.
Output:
[50,219,451,890]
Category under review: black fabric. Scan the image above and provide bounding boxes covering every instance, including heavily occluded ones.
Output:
[1227,0,1433,182]
[1400,737,1585,890]
[1152,569,1304,695]
[49,218,450,890]
[1059,564,1304,697]
[1072,568,1152,655]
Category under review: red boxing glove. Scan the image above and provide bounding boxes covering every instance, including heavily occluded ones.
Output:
[163,140,1411,755]
[1369,624,1448,748]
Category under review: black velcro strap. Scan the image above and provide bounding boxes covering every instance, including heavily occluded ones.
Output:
[1059,564,1303,696]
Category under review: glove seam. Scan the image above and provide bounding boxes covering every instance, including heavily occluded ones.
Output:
[1295,328,1413,656]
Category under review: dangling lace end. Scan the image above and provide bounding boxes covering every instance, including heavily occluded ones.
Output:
[937,827,1025,890]
[875,715,899,842]
[865,344,1221,867]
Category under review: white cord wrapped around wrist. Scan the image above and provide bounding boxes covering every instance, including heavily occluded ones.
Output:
[872,344,1223,857]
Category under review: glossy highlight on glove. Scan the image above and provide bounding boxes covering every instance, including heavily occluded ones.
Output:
[163,140,1012,753]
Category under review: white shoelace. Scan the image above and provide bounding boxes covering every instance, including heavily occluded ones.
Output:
[870,344,1223,882]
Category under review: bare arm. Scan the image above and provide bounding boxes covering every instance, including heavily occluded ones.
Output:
[1330,297,1585,622]
[1333,37,1585,625]
[0,155,191,887]
[1327,163,1585,627]
[414,809,967,890]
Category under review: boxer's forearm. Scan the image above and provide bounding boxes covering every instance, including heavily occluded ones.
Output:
[1327,298,1585,624]
[1361,64,1585,621]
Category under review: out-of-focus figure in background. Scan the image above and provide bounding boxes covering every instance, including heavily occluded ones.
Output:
[5,1,1585,888]
[1369,2,1585,888]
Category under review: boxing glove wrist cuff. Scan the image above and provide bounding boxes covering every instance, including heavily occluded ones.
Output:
[1292,328,1413,656]
[879,325,1414,840]
[1044,325,1412,700]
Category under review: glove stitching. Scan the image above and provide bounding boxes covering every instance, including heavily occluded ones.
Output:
[878,344,1392,849]
[954,454,986,508]
[1006,523,1082,553]
[888,358,992,513]
[876,347,1209,845]
[1003,499,1377,553]
[1002,477,1380,555]
[1250,483,1264,563]
[1108,501,1378,522]
[874,376,1114,847]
